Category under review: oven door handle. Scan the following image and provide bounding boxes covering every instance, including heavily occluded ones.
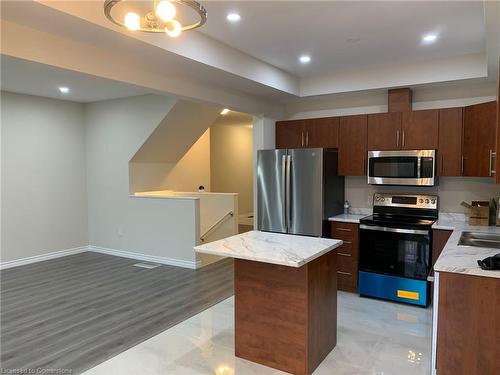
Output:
[360,224,429,235]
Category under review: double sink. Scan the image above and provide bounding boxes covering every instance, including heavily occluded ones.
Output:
[458,231,500,249]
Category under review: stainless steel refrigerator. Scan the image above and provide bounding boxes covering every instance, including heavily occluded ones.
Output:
[257,148,345,237]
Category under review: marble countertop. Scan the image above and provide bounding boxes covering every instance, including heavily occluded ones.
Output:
[328,213,369,223]
[194,230,342,268]
[433,216,500,279]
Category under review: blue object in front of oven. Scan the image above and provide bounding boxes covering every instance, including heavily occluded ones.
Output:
[358,271,429,306]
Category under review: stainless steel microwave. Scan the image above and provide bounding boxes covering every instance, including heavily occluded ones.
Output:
[367,150,436,186]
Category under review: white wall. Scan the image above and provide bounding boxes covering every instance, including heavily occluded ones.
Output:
[210,121,254,214]
[1,91,88,262]
[130,129,212,193]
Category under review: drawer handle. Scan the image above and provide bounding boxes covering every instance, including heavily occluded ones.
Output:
[342,241,352,244]
[337,252,352,257]
[337,271,352,276]
[336,228,352,232]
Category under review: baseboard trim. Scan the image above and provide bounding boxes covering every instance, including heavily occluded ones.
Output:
[88,246,199,269]
[0,246,89,270]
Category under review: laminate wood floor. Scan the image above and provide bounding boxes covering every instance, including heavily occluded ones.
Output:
[0,252,234,374]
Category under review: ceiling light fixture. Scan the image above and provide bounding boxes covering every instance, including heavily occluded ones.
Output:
[58,87,70,94]
[220,108,230,115]
[422,33,438,44]
[299,55,311,64]
[104,0,207,38]
[226,13,241,22]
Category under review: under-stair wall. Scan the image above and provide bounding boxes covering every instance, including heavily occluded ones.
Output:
[86,94,221,268]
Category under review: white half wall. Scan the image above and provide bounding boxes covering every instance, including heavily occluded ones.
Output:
[1,91,88,262]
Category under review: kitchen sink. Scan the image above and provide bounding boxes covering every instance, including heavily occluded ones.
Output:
[458,231,500,249]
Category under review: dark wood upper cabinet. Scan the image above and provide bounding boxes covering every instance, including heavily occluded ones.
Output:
[438,108,463,176]
[308,117,339,148]
[275,117,339,149]
[339,115,368,176]
[388,88,412,113]
[463,101,497,177]
[367,112,402,150]
[275,120,305,149]
[402,109,439,150]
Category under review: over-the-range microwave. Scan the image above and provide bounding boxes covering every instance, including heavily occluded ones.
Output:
[367,150,436,186]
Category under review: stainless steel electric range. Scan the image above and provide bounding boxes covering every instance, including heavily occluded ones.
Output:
[359,193,438,307]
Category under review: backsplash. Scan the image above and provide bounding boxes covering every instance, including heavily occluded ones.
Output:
[345,176,500,213]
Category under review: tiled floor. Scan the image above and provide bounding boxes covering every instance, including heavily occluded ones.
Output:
[83,292,432,375]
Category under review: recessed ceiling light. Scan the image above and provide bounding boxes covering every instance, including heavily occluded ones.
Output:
[299,55,311,64]
[220,108,230,115]
[422,33,438,44]
[226,13,241,22]
[59,87,70,94]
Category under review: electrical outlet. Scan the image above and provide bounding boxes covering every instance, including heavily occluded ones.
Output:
[367,194,373,206]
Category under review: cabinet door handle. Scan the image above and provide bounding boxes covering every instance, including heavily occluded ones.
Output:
[402,131,405,148]
[338,252,352,257]
[306,131,309,147]
[336,228,352,232]
[461,156,465,175]
[490,150,496,176]
[301,132,304,147]
[337,271,352,276]
[342,240,352,244]
[396,130,400,148]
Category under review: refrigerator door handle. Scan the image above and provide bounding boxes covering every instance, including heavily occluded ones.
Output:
[281,155,287,230]
[285,155,292,230]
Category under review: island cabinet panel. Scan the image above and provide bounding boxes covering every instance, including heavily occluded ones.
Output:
[401,109,439,150]
[338,115,368,176]
[276,120,306,149]
[463,101,497,177]
[367,112,402,150]
[437,272,500,375]
[437,108,463,176]
[308,117,339,148]
[331,222,359,292]
[235,251,338,375]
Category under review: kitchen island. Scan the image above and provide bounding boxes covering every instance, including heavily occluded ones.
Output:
[194,230,342,375]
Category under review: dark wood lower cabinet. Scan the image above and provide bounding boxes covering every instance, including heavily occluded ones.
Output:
[432,229,452,268]
[331,221,359,292]
[234,251,338,375]
[437,272,500,375]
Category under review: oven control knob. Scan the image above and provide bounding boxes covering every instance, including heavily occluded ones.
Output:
[381,198,385,202]
[419,199,424,203]
[375,196,380,201]
[431,199,436,204]
[425,199,430,204]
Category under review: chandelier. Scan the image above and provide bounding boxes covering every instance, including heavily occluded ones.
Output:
[104,0,207,38]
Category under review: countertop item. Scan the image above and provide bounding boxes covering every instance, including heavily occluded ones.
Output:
[433,216,500,279]
[328,213,369,223]
[194,230,342,267]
